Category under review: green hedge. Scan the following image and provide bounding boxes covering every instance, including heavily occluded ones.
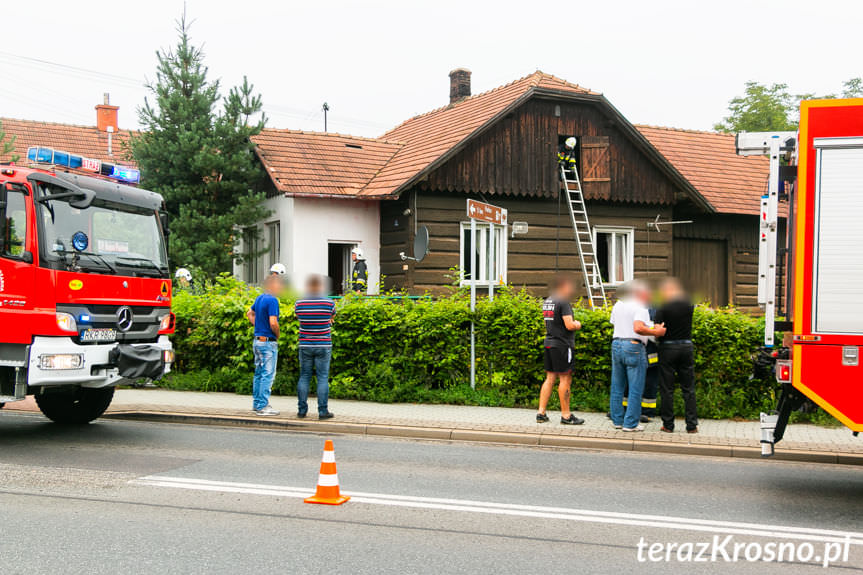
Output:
[163,275,794,420]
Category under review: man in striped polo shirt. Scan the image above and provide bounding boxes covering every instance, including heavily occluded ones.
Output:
[295,274,337,419]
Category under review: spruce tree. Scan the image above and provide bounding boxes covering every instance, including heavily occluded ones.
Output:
[131,13,268,276]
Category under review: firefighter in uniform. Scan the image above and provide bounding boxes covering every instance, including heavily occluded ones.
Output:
[558,136,578,176]
[350,247,368,293]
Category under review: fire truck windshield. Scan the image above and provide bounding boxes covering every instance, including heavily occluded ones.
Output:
[37,189,168,278]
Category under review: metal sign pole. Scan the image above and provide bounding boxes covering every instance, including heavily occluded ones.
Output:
[470,217,477,390]
[488,221,495,301]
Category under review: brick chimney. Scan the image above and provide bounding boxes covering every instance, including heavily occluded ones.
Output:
[95,93,119,132]
[449,68,471,104]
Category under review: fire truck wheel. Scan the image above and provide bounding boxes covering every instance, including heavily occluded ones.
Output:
[35,387,115,424]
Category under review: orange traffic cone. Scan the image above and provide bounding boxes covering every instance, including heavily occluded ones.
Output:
[304,440,350,505]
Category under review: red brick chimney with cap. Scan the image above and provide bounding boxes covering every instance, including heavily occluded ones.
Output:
[95,93,118,132]
[449,68,471,104]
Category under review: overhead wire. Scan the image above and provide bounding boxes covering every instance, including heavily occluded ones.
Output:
[0,50,394,134]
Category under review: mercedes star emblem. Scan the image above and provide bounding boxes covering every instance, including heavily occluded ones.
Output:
[116,306,134,332]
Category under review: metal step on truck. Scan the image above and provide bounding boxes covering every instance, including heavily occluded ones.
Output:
[0,147,174,423]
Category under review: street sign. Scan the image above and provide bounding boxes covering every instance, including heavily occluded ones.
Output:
[467,199,507,225]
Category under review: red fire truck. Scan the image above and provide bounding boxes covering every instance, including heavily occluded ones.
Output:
[0,148,174,423]
[741,99,863,454]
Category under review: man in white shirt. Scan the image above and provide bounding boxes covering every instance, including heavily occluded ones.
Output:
[609,280,666,431]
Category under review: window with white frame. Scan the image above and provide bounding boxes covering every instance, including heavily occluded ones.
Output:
[593,226,634,285]
[459,222,507,286]
[267,221,281,269]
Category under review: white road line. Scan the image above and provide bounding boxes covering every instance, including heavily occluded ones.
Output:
[131,475,863,546]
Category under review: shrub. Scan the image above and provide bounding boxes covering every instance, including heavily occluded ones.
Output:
[164,276,784,420]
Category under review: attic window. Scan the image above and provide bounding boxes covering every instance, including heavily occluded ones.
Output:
[345,143,363,149]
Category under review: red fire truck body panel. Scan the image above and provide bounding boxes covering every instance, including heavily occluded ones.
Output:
[793,99,863,431]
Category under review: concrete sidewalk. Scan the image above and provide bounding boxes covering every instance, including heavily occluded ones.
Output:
[6,388,862,464]
[7,389,863,465]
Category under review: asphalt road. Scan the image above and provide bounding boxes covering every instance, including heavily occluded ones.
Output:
[1,411,862,575]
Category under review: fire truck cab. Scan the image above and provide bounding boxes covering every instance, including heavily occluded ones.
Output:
[0,151,174,424]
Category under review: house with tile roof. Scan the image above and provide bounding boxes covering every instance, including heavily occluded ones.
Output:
[1,77,772,307]
[0,96,136,167]
[248,69,774,308]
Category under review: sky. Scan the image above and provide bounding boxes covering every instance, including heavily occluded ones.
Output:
[1,0,860,137]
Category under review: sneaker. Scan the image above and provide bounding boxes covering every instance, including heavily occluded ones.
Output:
[622,425,645,432]
[687,427,699,434]
[319,411,335,420]
[255,405,280,416]
[660,426,674,433]
[536,413,550,423]
[613,424,622,430]
[560,414,585,425]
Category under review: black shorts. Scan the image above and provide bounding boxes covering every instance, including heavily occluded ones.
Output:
[544,346,574,374]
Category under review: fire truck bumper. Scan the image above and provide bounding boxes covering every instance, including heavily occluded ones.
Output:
[26,336,173,388]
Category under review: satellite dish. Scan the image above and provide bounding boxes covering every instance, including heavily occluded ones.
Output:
[400,225,430,263]
[414,226,429,263]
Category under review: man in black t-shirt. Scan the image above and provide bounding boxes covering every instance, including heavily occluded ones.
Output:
[655,278,698,433]
[537,274,585,425]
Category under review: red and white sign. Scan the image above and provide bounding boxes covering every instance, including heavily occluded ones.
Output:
[467,199,507,224]
[81,157,101,172]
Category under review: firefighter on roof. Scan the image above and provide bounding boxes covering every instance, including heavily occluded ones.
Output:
[351,247,368,293]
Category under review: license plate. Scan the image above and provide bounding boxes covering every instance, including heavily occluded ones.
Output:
[80,328,117,343]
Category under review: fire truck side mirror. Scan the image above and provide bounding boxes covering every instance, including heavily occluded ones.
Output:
[160,212,170,237]
[20,250,33,264]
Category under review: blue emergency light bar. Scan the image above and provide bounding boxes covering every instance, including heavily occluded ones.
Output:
[26,146,140,184]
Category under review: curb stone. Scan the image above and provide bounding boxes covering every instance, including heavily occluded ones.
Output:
[103,410,860,466]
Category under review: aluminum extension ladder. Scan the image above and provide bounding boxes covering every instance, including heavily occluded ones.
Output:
[559,162,607,308]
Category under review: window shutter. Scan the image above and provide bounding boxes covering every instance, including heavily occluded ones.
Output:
[581,136,610,182]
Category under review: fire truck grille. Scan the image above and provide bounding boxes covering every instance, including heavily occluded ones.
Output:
[56,304,167,344]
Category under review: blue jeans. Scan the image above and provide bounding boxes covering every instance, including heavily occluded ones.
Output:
[610,340,647,429]
[252,340,278,411]
[297,346,332,415]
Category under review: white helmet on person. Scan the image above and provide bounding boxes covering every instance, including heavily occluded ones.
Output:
[351,246,365,260]
[269,263,287,276]
[564,136,577,150]
[175,267,192,282]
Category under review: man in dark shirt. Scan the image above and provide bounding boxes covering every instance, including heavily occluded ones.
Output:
[655,277,697,433]
[537,274,585,425]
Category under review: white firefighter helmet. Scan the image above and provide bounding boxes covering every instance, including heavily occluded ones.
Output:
[351,246,365,260]
[175,267,192,282]
[564,136,577,150]
[269,262,287,276]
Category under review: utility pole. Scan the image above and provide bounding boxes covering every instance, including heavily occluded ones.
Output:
[322,102,330,132]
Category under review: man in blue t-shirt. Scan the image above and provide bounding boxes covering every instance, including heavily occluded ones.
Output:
[246,275,283,416]
[294,274,337,419]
